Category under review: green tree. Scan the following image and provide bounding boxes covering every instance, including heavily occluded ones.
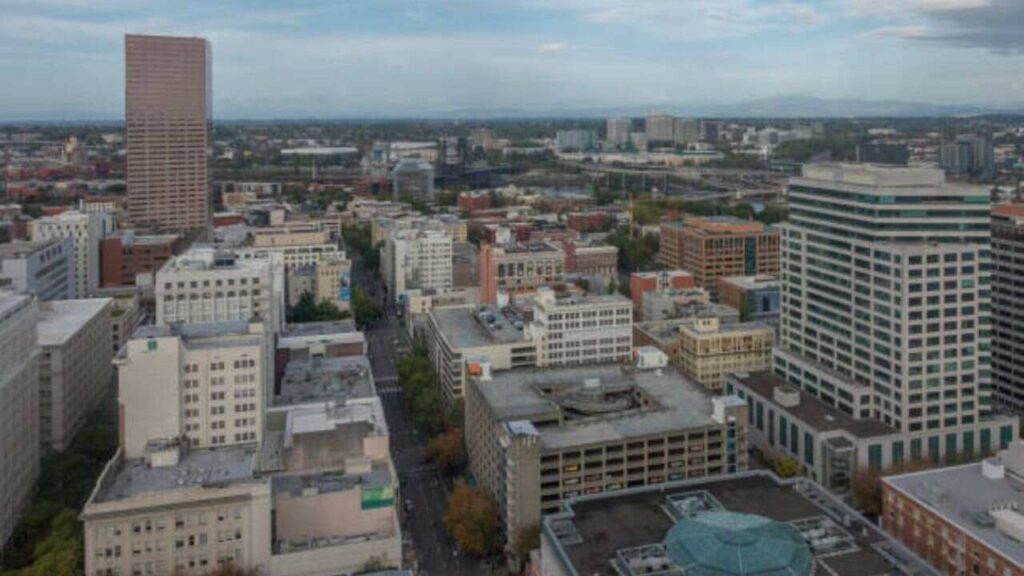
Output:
[445,483,502,557]
[513,523,542,562]
[739,298,751,322]
[773,457,800,479]
[351,287,382,328]
[428,428,466,476]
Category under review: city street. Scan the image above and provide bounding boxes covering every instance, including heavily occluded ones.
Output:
[354,257,486,575]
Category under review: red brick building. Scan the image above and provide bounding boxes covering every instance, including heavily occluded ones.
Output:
[883,449,1024,576]
[101,231,182,287]
[630,270,696,313]
[566,212,610,233]
[457,191,492,212]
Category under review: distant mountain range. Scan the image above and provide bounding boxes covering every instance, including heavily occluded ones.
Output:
[4,95,1024,123]
[428,96,1024,120]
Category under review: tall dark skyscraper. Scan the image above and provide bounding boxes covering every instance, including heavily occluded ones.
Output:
[125,34,211,233]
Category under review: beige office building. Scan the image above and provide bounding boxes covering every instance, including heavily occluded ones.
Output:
[156,248,285,333]
[526,288,633,367]
[676,316,774,391]
[465,361,748,545]
[0,293,40,547]
[116,321,272,458]
[82,444,273,576]
[37,298,114,451]
[125,34,211,233]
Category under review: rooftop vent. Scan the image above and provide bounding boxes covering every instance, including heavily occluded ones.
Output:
[983,458,1006,480]
[774,385,801,408]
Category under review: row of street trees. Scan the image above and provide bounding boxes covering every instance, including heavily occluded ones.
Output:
[396,347,503,557]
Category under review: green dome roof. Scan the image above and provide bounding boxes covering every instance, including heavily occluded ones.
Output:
[664,511,813,576]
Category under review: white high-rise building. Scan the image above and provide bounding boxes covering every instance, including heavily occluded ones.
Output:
[116,321,272,458]
[156,248,285,333]
[606,117,631,146]
[32,210,109,297]
[37,298,113,451]
[0,239,75,301]
[526,287,633,367]
[383,228,452,304]
[732,164,1018,491]
[0,292,40,548]
[645,114,676,144]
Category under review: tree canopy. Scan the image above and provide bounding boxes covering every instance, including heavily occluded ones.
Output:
[445,484,502,557]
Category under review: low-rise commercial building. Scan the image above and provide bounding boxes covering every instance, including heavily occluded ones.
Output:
[632,304,743,363]
[727,371,1018,494]
[629,270,696,315]
[479,242,565,304]
[676,316,773,391]
[0,239,75,300]
[640,287,712,322]
[562,241,617,279]
[539,471,938,576]
[0,293,40,548]
[422,304,537,404]
[37,298,113,451]
[717,274,781,323]
[466,361,749,546]
[883,443,1024,576]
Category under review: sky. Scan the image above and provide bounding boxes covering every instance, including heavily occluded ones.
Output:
[0,0,1022,120]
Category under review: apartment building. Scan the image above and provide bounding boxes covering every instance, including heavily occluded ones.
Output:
[125,35,211,232]
[382,228,452,304]
[658,217,779,300]
[991,204,1024,411]
[465,360,748,545]
[0,239,75,300]
[883,443,1024,576]
[33,209,109,297]
[479,242,565,304]
[676,316,774,391]
[763,164,1018,490]
[116,321,272,458]
[629,270,696,314]
[526,288,633,367]
[37,298,113,451]
[155,248,285,333]
[100,231,181,288]
[0,293,40,548]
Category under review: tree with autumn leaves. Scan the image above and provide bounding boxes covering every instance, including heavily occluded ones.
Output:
[445,483,502,556]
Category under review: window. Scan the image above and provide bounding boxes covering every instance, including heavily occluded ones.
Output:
[868,444,882,471]
[892,441,904,467]
[803,433,814,466]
